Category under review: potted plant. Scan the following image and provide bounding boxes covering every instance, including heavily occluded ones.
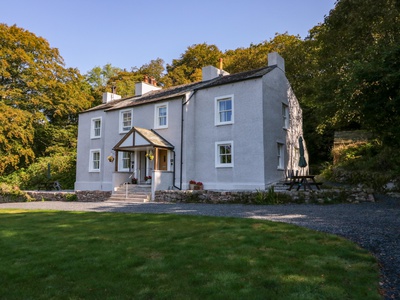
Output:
[131,178,137,184]
[189,180,196,190]
[145,151,154,161]
[145,175,152,184]
[195,182,203,190]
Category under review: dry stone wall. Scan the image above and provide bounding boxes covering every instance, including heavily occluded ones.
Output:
[155,188,375,204]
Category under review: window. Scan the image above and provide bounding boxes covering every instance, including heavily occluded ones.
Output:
[120,109,133,133]
[91,117,102,139]
[215,141,234,168]
[215,95,234,125]
[282,104,289,129]
[155,103,168,129]
[277,143,284,169]
[89,149,101,172]
[119,152,131,172]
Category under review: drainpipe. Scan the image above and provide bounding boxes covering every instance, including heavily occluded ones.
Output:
[174,91,196,190]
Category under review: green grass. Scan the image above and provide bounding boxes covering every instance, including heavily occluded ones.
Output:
[0,210,380,299]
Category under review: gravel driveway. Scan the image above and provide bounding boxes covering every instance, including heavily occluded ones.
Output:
[1,196,399,299]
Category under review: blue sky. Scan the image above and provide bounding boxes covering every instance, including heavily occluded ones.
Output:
[2,0,336,74]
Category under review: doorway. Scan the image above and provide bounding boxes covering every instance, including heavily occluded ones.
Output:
[139,151,147,183]
[157,149,168,171]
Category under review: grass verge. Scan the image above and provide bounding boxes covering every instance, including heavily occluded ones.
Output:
[0,209,380,299]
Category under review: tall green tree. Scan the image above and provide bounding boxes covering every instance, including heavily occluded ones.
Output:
[303,0,400,135]
[164,43,222,86]
[0,23,93,175]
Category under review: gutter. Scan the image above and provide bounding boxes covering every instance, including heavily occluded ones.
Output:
[173,90,197,190]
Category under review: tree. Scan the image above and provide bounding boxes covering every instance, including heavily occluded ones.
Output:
[164,43,222,86]
[0,23,93,175]
[302,0,400,134]
[86,59,165,100]
[138,58,165,83]
[86,63,121,90]
[223,33,303,76]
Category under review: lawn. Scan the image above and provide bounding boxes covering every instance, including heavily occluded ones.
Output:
[0,209,380,299]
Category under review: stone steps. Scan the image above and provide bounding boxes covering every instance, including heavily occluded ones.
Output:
[110,184,151,202]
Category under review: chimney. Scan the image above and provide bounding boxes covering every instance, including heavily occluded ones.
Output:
[202,65,230,81]
[135,76,161,96]
[102,92,121,103]
[268,52,285,72]
[149,76,157,86]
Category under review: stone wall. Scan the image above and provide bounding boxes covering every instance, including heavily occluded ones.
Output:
[155,188,375,204]
[22,190,111,202]
[76,190,111,202]
[26,191,76,202]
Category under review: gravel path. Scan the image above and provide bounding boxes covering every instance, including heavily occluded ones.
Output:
[1,196,399,299]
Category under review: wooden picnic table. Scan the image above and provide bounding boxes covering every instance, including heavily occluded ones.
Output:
[287,175,322,191]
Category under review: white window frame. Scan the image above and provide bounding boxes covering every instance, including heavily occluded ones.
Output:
[154,102,168,129]
[215,95,234,126]
[90,117,102,139]
[277,143,284,170]
[89,149,101,172]
[119,109,133,133]
[118,152,131,172]
[215,141,234,168]
[282,103,289,129]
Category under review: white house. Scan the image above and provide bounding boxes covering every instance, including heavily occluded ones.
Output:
[75,52,308,196]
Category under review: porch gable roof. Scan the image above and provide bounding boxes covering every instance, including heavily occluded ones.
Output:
[113,126,174,151]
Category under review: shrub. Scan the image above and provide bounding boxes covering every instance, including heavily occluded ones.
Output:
[321,143,400,192]
[65,193,78,201]
[0,154,76,190]
[0,183,31,202]
[253,187,292,205]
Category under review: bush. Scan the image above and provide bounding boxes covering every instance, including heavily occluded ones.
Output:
[253,187,292,205]
[0,154,76,190]
[0,183,31,202]
[321,143,400,192]
[65,193,78,201]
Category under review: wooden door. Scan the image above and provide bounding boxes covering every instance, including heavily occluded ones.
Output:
[158,149,168,171]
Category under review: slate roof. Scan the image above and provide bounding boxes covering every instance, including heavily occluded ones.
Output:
[84,65,277,113]
[113,126,174,151]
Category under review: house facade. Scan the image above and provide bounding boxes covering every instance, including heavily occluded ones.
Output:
[75,52,308,196]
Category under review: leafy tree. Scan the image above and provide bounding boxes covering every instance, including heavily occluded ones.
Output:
[86,63,121,90]
[138,58,165,83]
[302,0,400,135]
[223,33,303,76]
[0,23,93,175]
[164,43,223,86]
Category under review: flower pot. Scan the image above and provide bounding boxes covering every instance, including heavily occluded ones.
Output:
[189,184,196,190]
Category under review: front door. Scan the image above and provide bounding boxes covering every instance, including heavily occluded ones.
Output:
[158,149,168,171]
[139,151,147,183]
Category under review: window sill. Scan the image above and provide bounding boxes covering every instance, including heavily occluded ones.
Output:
[216,165,233,168]
[215,122,233,127]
